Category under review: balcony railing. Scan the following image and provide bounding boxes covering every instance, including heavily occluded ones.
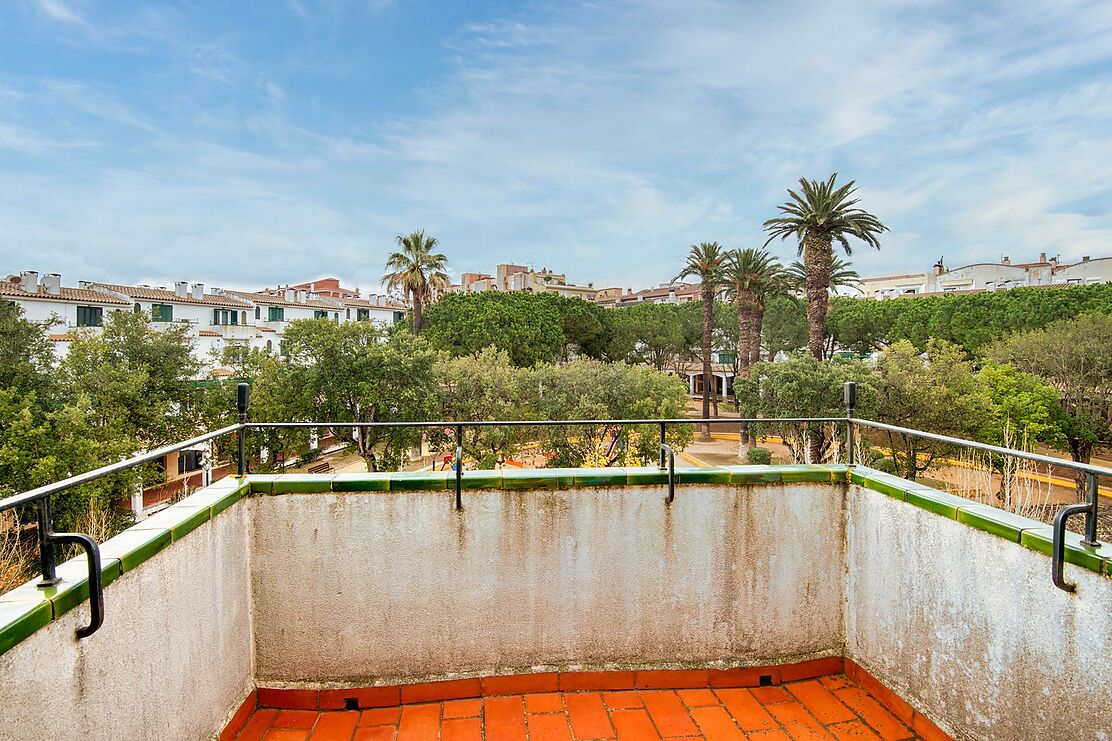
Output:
[0,382,1107,646]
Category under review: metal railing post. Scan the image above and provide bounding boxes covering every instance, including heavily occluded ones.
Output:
[844,382,857,466]
[35,498,59,587]
[658,422,667,468]
[1082,473,1099,547]
[454,424,463,510]
[236,382,249,477]
[660,443,675,503]
[1052,502,1091,592]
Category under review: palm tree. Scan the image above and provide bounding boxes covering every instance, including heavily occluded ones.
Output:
[763,174,886,360]
[674,242,728,439]
[382,230,450,334]
[724,248,788,373]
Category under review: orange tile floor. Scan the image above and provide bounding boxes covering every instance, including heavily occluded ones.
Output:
[233,674,927,740]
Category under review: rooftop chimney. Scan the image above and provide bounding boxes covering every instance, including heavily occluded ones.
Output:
[1002,256,1010,266]
[1039,252,1047,263]
[175,281,188,298]
[296,290,307,303]
[284,289,295,302]
[42,273,61,296]
[192,283,204,301]
[18,271,39,291]
[1082,255,1090,262]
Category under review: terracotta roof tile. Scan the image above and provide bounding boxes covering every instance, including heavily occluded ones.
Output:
[221,289,342,310]
[90,283,251,307]
[0,281,131,304]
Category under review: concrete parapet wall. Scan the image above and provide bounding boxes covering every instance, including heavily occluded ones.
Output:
[845,486,1112,741]
[0,499,254,741]
[250,483,846,683]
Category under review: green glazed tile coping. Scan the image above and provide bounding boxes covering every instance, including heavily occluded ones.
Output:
[98,526,172,573]
[955,505,1045,543]
[903,487,972,518]
[777,464,848,483]
[724,465,782,484]
[0,596,52,656]
[183,480,249,517]
[246,474,281,493]
[132,503,211,541]
[388,471,451,491]
[501,468,567,489]
[676,466,731,484]
[41,555,124,619]
[1020,527,1111,573]
[458,470,503,490]
[270,473,335,493]
[625,467,669,486]
[572,468,630,487]
[330,472,391,491]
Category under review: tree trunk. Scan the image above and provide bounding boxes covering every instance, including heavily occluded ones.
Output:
[751,308,764,367]
[700,286,714,440]
[736,301,756,454]
[803,234,833,360]
[412,292,424,335]
[1068,438,1093,500]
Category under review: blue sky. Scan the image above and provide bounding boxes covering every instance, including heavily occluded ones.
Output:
[2,0,1111,293]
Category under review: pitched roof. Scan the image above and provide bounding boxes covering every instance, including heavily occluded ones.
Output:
[90,283,251,307]
[220,289,342,310]
[0,281,131,304]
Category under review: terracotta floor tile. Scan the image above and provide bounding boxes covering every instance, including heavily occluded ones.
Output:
[640,691,699,738]
[443,717,483,741]
[829,721,885,741]
[766,701,836,741]
[273,710,318,730]
[528,712,574,741]
[237,709,279,741]
[602,691,644,709]
[353,727,396,741]
[395,704,440,741]
[444,699,485,719]
[564,692,615,740]
[751,686,793,705]
[484,695,527,740]
[833,688,914,741]
[357,706,401,728]
[676,689,718,708]
[689,706,745,740]
[787,681,858,724]
[819,676,855,691]
[715,689,778,732]
[609,709,661,740]
[263,731,310,741]
[310,711,360,740]
[525,693,566,714]
[747,731,794,741]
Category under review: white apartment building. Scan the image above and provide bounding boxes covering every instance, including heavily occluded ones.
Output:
[4,270,407,367]
[859,254,1112,298]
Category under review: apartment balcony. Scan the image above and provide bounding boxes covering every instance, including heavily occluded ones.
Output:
[1,458,1108,740]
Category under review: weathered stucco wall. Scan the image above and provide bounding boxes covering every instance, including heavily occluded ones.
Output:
[844,485,1112,741]
[0,501,254,741]
[251,484,846,683]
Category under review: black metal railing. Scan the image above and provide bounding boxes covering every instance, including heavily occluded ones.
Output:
[0,382,1106,640]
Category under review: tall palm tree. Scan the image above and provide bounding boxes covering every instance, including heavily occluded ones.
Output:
[724,248,788,373]
[674,242,728,439]
[382,230,450,335]
[763,174,886,360]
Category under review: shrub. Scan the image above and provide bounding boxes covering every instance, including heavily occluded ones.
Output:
[746,447,773,465]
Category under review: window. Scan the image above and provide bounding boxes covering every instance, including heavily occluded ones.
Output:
[333,313,339,322]
[255,306,261,320]
[241,311,247,325]
[151,303,173,322]
[133,302,142,313]
[393,311,405,324]
[268,306,284,322]
[266,340,273,352]
[357,308,371,321]
[213,308,239,325]
[77,305,103,327]
[346,308,351,320]
[314,310,328,319]
[177,450,203,475]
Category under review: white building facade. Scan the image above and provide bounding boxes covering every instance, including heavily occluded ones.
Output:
[858,254,1112,298]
